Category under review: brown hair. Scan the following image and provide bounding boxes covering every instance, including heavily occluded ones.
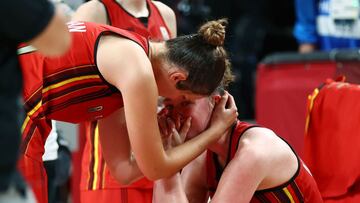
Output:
[165,18,234,95]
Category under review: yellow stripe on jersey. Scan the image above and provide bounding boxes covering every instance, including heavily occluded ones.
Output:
[283,187,295,203]
[42,75,100,93]
[305,88,319,134]
[28,101,42,116]
[24,75,100,122]
[21,116,31,133]
[92,123,100,190]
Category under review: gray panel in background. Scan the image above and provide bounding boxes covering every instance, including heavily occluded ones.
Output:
[56,121,79,152]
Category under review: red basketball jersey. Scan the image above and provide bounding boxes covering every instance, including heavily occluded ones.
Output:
[21,21,148,124]
[101,0,171,41]
[19,21,148,160]
[206,121,323,202]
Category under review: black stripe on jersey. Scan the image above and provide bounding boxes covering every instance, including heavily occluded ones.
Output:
[43,65,98,87]
[38,88,118,119]
[273,189,291,203]
[20,120,38,154]
[256,193,272,203]
[290,181,304,202]
[24,88,42,113]
[42,81,106,103]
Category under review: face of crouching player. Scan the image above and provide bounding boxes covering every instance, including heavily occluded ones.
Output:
[161,93,221,141]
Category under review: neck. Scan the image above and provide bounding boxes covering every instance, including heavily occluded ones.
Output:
[208,127,233,161]
[149,42,164,67]
[149,42,167,94]
[117,0,149,17]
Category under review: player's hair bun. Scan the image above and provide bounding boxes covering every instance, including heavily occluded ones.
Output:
[198,18,228,46]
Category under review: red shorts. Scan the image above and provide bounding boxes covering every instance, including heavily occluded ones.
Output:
[18,154,48,203]
[80,188,153,203]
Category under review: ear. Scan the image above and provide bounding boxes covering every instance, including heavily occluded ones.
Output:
[169,71,187,85]
[213,95,221,104]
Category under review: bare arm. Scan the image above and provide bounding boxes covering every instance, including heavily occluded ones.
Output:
[153,173,188,203]
[72,0,108,24]
[153,153,209,203]
[98,109,144,185]
[152,1,177,38]
[181,152,209,203]
[29,7,71,56]
[96,36,237,180]
[211,138,267,203]
[210,127,298,203]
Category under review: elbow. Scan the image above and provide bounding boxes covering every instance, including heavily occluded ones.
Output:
[113,175,134,186]
[111,171,136,186]
[111,164,143,185]
[47,29,71,56]
[144,173,161,182]
[30,12,72,57]
[139,158,176,181]
[56,32,71,55]
[48,38,71,56]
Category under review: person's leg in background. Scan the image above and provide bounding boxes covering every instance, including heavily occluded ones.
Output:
[43,121,59,203]
[54,134,72,203]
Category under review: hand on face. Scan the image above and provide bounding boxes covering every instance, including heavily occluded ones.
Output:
[209,91,238,133]
[158,109,191,149]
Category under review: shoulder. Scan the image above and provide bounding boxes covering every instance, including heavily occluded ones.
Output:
[152,1,177,37]
[236,126,297,171]
[96,35,151,87]
[76,0,105,13]
[236,127,281,163]
[72,0,107,24]
[152,1,175,15]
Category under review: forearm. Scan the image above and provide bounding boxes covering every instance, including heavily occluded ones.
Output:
[293,0,317,44]
[153,173,188,203]
[29,7,71,56]
[139,126,223,180]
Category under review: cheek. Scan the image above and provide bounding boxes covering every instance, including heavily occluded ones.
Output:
[186,114,209,140]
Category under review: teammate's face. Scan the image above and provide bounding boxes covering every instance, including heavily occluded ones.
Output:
[163,96,214,140]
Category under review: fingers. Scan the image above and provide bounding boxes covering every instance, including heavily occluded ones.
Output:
[226,93,236,109]
[226,93,238,116]
[175,115,181,130]
[167,117,191,147]
[225,93,238,121]
[217,91,229,109]
[167,117,176,131]
[171,128,182,145]
[158,115,169,136]
[178,117,191,142]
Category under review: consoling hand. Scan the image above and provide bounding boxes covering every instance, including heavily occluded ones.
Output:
[210,91,238,133]
[158,110,191,149]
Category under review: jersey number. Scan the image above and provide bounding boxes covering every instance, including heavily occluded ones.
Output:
[67,22,86,33]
